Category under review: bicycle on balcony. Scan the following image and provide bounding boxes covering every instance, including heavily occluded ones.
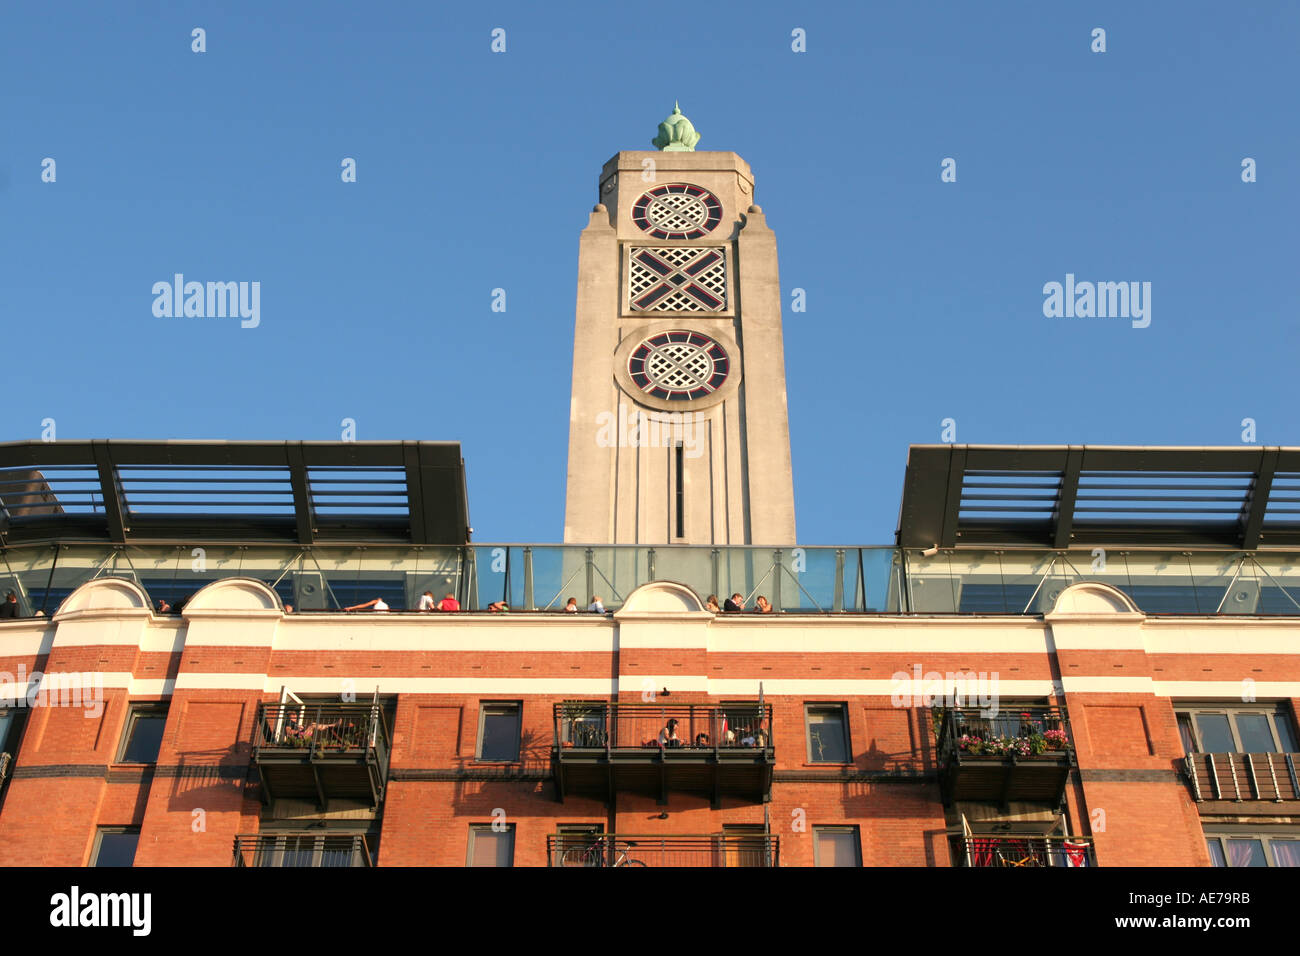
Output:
[559,839,647,867]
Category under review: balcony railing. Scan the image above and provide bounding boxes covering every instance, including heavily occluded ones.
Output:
[8,542,1300,617]
[936,706,1076,807]
[547,833,779,867]
[233,833,373,867]
[954,836,1096,868]
[1183,752,1300,802]
[252,703,391,810]
[552,702,775,807]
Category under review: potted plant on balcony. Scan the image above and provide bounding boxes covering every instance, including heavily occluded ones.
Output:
[1043,728,1069,752]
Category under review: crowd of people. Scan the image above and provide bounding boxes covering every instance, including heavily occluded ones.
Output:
[0,586,786,618]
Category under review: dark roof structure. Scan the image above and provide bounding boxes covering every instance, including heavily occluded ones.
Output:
[0,440,470,546]
[897,445,1300,551]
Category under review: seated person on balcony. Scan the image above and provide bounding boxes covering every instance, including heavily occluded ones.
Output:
[282,713,343,742]
[723,593,744,612]
[755,595,774,614]
[0,592,19,619]
[659,718,684,748]
[437,593,460,612]
[694,732,711,747]
[417,590,436,611]
[564,597,579,613]
[156,599,173,614]
[587,596,605,613]
[705,594,720,612]
[487,601,509,612]
[344,597,389,612]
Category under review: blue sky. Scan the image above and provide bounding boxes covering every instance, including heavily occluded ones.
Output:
[2,1,1296,543]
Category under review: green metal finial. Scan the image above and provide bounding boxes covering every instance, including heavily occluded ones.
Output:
[652,102,700,151]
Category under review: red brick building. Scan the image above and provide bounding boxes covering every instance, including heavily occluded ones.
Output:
[0,440,1296,867]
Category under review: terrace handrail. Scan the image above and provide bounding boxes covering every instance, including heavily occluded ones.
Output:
[1183,751,1300,802]
[547,832,779,867]
[232,833,373,867]
[936,705,1073,763]
[553,701,774,755]
[957,835,1095,868]
[254,702,391,767]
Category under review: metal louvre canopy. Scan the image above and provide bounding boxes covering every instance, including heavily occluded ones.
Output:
[0,440,469,546]
[897,445,1300,551]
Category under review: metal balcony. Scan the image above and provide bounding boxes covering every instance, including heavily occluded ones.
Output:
[547,833,779,867]
[252,703,390,810]
[233,833,373,867]
[954,835,1096,867]
[936,706,1076,808]
[1183,751,1300,803]
[551,702,774,807]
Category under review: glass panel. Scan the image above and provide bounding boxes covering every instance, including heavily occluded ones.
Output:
[807,708,848,763]
[1206,839,1227,867]
[1226,839,1267,867]
[480,707,520,761]
[1270,840,1300,867]
[1274,715,1299,753]
[1235,714,1276,753]
[1176,715,1195,755]
[1195,714,1235,753]
[815,829,859,867]
[94,831,139,867]
[121,713,167,763]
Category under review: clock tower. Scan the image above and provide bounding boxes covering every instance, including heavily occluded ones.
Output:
[563,106,796,546]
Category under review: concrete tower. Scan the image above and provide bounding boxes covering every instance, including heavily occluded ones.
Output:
[563,107,796,546]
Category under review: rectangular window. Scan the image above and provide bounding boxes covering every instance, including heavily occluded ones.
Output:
[806,704,850,763]
[813,826,861,867]
[118,705,168,764]
[477,702,522,762]
[1206,831,1300,867]
[92,828,140,867]
[467,824,514,867]
[674,443,685,540]
[559,703,606,748]
[1176,704,1298,754]
[722,825,771,868]
[554,824,603,866]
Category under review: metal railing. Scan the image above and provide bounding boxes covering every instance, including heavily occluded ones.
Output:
[233,833,373,867]
[936,706,1073,763]
[554,702,773,753]
[956,836,1096,868]
[1183,752,1300,802]
[254,703,390,769]
[547,833,779,867]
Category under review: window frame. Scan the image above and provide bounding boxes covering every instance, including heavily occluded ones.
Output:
[475,700,523,763]
[1173,703,1297,754]
[467,823,516,867]
[805,702,851,764]
[812,825,862,867]
[1204,827,1300,867]
[91,827,140,867]
[115,703,169,764]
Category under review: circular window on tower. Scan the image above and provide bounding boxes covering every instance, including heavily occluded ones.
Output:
[631,184,724,239]
[627,330,730,401]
